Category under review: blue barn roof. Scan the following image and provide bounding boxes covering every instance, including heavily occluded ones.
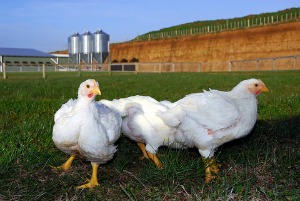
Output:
[0,47,54,57]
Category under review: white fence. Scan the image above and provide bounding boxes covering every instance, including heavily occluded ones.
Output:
[230,55,300,71]
[135,10,300,41]
[108,55,300,72]
[1,55,300,79]
[3,56,298,74]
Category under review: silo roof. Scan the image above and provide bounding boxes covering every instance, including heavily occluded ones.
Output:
[70,32,80,37]
[0,47,54,57]
[94,29,109,35]
[82,31,92,35]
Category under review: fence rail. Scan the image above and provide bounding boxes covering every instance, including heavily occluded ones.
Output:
[1,55,300,79]
[230,55,300,71]
[134,10,300,41]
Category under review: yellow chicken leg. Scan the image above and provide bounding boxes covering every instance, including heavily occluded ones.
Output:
[202,157,221,183]
[210,159,221,174]
[77,162,100,189]
[137,142,150,160]
[53,155,76,171]
[147,152,163,169]
[137,142,163,169]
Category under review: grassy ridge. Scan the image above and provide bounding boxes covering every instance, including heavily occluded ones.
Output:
[0,71,299,200]
[133,7,300,41]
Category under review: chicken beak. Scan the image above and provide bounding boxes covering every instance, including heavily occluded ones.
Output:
[91,86,101,96]
[261,82,269,93]
[261,85,269,93]
[259,80,269,93]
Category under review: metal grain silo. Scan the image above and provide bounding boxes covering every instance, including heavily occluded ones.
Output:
[68,32,80,63]
[80,31,92,63]
[92,29,109,63]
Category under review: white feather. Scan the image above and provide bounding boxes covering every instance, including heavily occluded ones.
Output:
[159,78,267,158]
[100,95,179,154]
[52,79,122,164]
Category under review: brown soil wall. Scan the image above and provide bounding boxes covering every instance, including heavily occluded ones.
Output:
[110,21,300,64]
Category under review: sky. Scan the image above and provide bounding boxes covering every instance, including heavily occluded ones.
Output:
[0,0,299,53]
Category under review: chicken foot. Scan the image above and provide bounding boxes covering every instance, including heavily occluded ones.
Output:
[147,152,163,169]
[77,162,100,189]
[137,142,163,169]
[52,155,76,171]
[137,142,150,160]
[202,157,221,183]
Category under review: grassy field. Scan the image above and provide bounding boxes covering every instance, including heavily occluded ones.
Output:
[0,71,299,200]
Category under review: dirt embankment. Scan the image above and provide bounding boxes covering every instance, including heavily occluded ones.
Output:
[110,21,300,63]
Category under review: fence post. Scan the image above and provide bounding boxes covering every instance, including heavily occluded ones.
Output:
[228,62,232,72]
[135,63,139,74]
[259,17,261,25]
[241,61,244,70]
[2,63,6,79]
[159,63,162,73]
[179,62,182,72]
[42,64,46,78]
[78,64,81,77]
[108,62,111,76]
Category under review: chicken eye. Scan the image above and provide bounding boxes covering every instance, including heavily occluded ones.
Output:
[86,85,90,89]
[254,84,258,87]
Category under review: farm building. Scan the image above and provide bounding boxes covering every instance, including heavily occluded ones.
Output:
[0,47,69,72]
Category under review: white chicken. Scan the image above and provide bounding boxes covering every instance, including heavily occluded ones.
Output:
[158,78,268,183]
[52,79,122,189]
[100,96,178,169]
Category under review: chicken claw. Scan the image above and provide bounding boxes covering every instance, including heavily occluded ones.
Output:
[137,142,150,160]
[137,142,163,169]
[147,152,163,169]
[77,163,99,189]
[52,155,76,171]
[203,157,221,183]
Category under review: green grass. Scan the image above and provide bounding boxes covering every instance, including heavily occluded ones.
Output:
[0,71,299,200]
